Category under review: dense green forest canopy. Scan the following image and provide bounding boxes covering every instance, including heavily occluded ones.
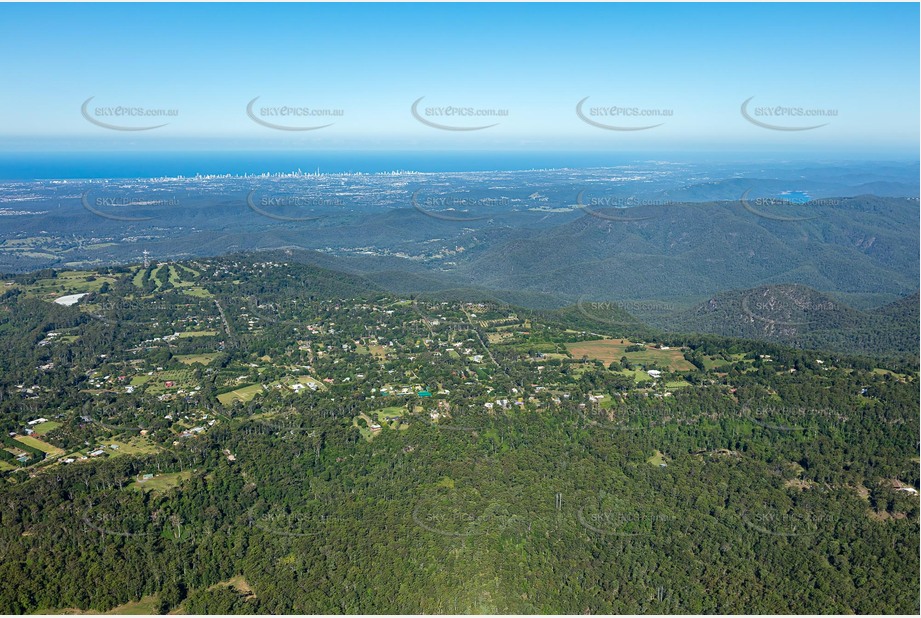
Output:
[0,258,917,614]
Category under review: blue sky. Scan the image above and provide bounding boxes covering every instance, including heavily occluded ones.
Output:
[0,2,917,157]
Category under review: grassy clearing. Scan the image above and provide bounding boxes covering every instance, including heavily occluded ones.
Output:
[291,375,325,391]
[176,263,200,277]
[217,383,264,405]
[217,575,253,596]
[129,471,192,495]
[176,330,218,338]
[700,355,732,370]
[102,437,159,457]
[131,268,146,288]
[143,369,197,394]
[37,594,162,615]
[31,421,62,434]
[648,450,668,466]
[19,271,118,301]
[170,576,254,615]
[175,353,220,366]
[353,413,379,441]
[872,368,907,379]
[566,339,694,371]
[617,368,654,383]
[182,286,212,298]
[15,435,65,456]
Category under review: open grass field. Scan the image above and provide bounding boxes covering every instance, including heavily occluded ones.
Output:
[131,267,146,288]
[353,413,380,441]
[217,383,264,405]
[170,576,254,615]
[181,286,212,298]
[14,435,65,456]
[144,369,196,394]
[129,471,191,495]
[101,437,160,457]
[367,344,389,359]
[648,450,668,466]
[176,330,218,338]
[617,368,654,383]
[373,406,407,428]
[175,353,220,366]
[175,263,200,277]
[31,421,62,434]
[18,271,118,301]
[566,339,695,371]
[293,375,324,388]
[0,460,16,471]
[37,594,162,615]
[700,355,732,370]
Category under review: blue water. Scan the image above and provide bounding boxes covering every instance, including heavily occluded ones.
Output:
[0,151,665,180]
[778,190,811,204]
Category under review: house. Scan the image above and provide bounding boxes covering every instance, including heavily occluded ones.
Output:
[27,418,48,426]
[647,369,662,378]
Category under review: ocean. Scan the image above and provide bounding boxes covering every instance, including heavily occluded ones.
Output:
[0,151,666,180]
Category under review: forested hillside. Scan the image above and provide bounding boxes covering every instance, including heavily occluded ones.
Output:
[0,259,916,614]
